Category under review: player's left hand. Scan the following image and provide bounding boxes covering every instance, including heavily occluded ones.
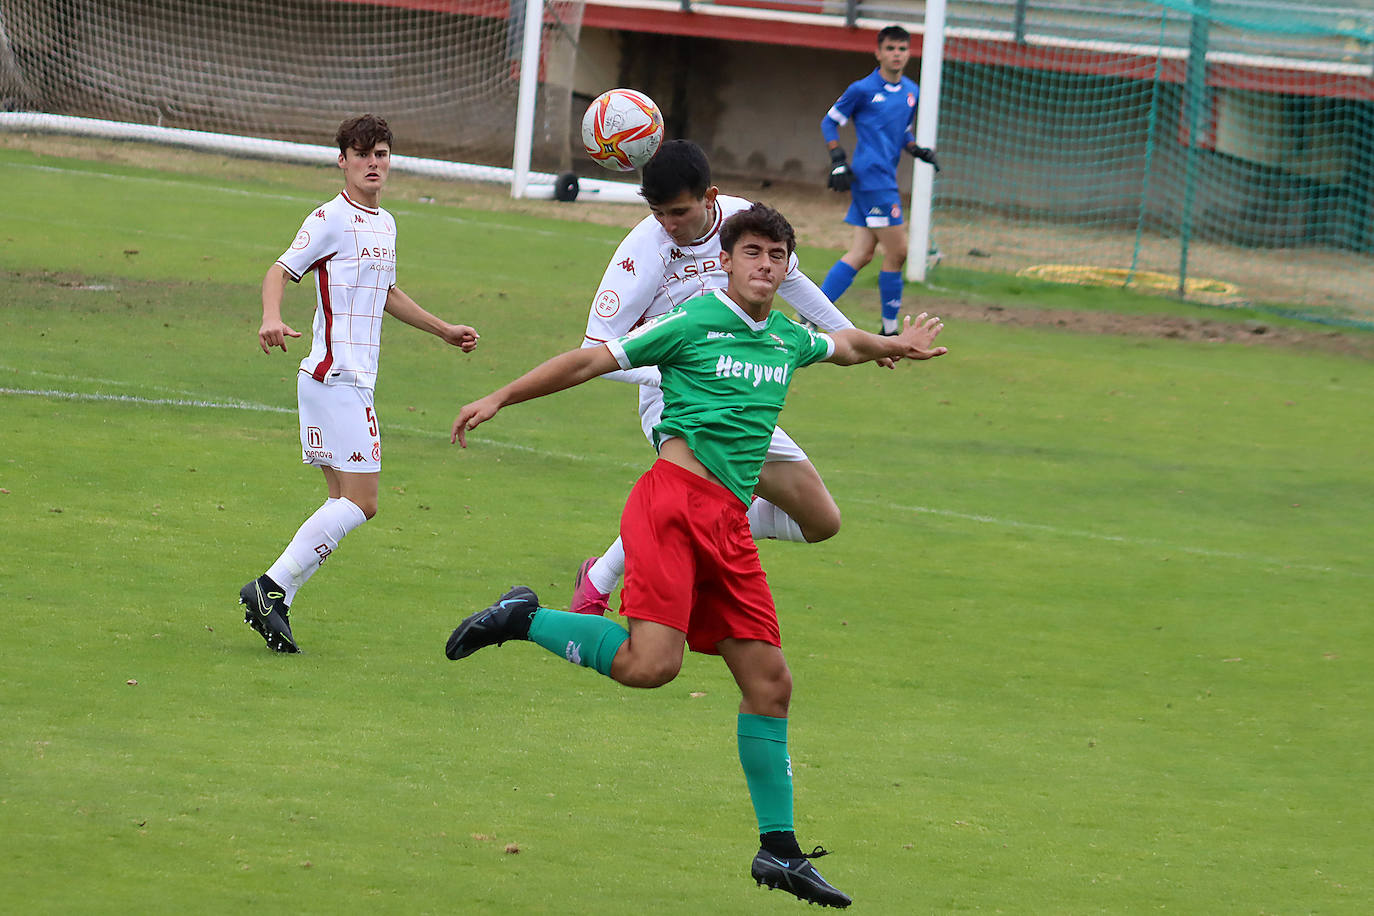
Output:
[443,323,481,352]
[875,356,898,370]
[451,396,500,447]
[906,144,941,172]
[895,312,947,360]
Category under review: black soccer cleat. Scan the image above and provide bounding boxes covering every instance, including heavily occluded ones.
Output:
[751,846,852,908]
[239,574,299,653]
[445,586,540,660]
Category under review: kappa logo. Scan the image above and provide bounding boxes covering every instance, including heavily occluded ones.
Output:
[669,247,684,260]
[618,257,636,275]
[872,92,886,103]
[348,451,366,462]
[354,214,366,224]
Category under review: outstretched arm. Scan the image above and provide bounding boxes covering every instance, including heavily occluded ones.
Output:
[451,344,621,447]
[826,313,947,366]
[385,286,480,352]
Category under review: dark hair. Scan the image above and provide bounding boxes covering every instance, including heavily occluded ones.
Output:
[336,113,393,154]
[877,25,910,46]
[639,139,711,206]
[721,202,796,257]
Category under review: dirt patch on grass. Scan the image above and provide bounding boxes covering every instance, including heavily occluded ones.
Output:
[909,298,1374,359]
[6,130,1371,359]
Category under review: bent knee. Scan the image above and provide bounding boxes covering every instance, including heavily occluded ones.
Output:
[617,656,682,689]
[802,506,842,543]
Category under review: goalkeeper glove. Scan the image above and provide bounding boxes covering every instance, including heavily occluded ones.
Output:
[906,143,941,172]
[826,147,852,192]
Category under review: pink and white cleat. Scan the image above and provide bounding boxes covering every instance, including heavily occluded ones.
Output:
[571,556,611,616]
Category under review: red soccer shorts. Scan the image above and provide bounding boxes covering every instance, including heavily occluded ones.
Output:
[619,459,780,655]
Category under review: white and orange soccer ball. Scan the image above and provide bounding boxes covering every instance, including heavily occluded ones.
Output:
[581,88,665,172]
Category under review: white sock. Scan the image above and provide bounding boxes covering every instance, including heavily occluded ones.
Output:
[881,315,900,335]
[588,537,625,594]
[267,496,368,604]
[747,497,807,543]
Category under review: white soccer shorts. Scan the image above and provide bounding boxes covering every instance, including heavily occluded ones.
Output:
[636,385,807,463]
[296,372,381,473]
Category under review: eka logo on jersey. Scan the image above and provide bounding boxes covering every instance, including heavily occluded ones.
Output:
[292,230,311,250]
[618,257,635,275]
[594,289,620,319]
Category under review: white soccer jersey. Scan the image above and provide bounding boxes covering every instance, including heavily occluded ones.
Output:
[582,194,853,355]
[276,191,397,390]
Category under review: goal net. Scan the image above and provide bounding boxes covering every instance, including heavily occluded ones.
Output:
[929,0,1374,314]
[0,0,585,175]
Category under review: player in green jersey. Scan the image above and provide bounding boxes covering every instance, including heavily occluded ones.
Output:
[445,203,945,908]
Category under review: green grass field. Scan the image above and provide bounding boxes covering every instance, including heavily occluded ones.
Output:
[3,139,1371,914]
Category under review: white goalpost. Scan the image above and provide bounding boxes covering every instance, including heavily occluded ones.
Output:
[0,0,643,203]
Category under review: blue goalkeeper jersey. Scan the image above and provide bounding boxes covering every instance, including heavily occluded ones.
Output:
[822,68,918,193]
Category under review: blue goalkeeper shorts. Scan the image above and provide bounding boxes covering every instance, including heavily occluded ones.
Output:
[844,188,905,229]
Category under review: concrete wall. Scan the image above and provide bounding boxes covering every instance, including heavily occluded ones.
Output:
[573,26,891,188]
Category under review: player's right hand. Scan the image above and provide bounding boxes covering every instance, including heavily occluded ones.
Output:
[827,147,852,192]
[259,319,301,353]
[451,397,500,447]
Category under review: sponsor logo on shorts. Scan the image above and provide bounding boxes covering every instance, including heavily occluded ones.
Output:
[307,427,323,448]
[304,448,334,461]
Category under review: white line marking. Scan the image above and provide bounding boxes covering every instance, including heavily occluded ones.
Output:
[4,383,1363,578]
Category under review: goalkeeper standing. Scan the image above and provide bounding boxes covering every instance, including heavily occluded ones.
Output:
[820,24,939,335]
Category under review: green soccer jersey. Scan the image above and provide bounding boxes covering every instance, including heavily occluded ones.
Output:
[606,290,835,504]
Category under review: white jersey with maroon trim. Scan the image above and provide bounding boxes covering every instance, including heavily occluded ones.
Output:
[276,191,397,390]
[582,194,853,364]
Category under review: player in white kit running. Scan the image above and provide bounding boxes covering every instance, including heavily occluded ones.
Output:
[239,114,480,652]
[571,140,883,614]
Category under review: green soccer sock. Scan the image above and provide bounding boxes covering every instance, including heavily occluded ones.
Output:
[737,713,794,835]
[527,608,628,677]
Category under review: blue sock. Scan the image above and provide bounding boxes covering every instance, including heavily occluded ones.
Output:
[878,270,903,324]
[820,260,858,303]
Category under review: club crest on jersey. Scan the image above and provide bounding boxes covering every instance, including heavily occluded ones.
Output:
[618,257,636,275]
[767,332,788,352]
[594,290,621,319]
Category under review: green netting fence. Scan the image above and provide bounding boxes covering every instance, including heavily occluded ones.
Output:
[930,0,1374,319]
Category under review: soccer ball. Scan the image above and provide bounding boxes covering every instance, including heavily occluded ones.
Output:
[581,88,665,172]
